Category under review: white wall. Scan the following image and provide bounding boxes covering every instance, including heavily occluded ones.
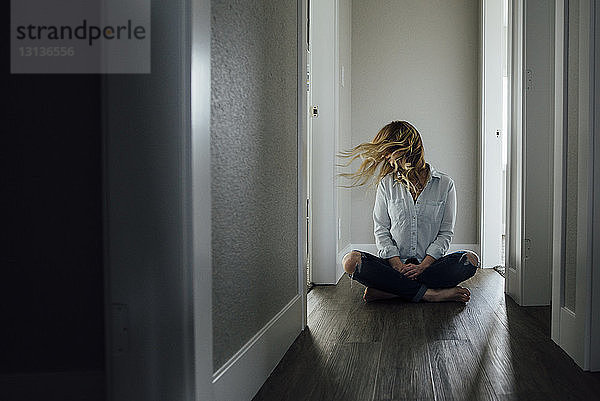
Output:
[350,0,480,247]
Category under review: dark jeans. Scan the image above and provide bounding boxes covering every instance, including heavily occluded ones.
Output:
[349,250,478,302]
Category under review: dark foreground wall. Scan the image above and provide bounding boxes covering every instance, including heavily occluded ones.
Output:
[2,65,104,373]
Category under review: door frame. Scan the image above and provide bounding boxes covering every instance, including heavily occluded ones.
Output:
[551,0,599,371]
[480,0,506,269]
[299,0,309,329]
[103,0,215,397]
[190,0,214,397]
[505,0,525,302]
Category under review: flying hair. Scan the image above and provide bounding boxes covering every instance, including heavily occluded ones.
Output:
[338,120,429,194]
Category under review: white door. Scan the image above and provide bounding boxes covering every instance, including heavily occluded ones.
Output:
[506,0,525,303]
[506,0,554,307]
[309,0,339,284]
[551,0,598,370]
[481,0,505,269]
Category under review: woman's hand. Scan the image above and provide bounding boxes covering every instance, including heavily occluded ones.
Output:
[403,256,435,279]
[403,263,428,279]
[388,256,406,273]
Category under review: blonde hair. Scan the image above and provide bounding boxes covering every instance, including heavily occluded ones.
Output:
[339,121,429,194]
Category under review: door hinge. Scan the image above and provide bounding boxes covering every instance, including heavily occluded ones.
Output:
[526,69,533,91]
[524,238,532,259]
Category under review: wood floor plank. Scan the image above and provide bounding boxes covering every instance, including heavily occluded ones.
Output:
[466,270,600,400]
[456,283,519,397]
[253,306,348,401]
[429,339,499,401]
[251,328,330,401]
[339,309,385,344]
[310,277,365,313]
[458,317,513,386]
[305,307,352,349]
[253,269,600,401]
[306,289,319,317]
[464,272,556,397]
[372,305,436,401]
[422,301,469,341]
[306,341,381,401]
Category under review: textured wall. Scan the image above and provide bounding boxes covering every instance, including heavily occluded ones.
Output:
[351,0,479,245]
[211,0,298,370]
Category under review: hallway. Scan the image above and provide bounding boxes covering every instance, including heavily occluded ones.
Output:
[253,270,600,401]
[5,1,600,399]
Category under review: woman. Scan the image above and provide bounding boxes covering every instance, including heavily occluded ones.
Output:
[340,121,479,303]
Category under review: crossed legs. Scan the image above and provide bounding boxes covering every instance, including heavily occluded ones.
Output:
[342,250,478,303]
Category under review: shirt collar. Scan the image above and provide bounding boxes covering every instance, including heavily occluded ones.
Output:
[428,164,442,179]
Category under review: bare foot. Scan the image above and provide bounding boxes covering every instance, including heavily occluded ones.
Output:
[422,286,471,303]
[363,287,399,302]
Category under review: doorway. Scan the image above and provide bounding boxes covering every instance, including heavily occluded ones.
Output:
[299,0,598,372]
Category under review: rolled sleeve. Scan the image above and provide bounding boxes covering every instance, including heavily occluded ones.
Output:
[425,242,445,260]
[425,180,456,260]
[378,244,400,259]
[373,181,400,259]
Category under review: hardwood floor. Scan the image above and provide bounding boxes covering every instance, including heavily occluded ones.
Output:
[253,269,600,401]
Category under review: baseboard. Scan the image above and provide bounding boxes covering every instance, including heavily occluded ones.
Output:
[212,295,302,401]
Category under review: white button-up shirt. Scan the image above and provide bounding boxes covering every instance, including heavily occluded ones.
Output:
[373,165,456,262]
